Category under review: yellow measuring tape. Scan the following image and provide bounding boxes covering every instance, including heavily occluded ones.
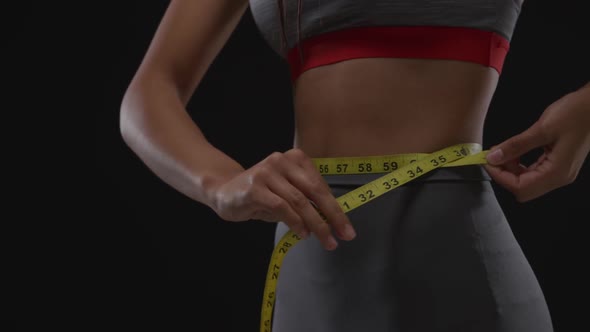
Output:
[259,143,490,332]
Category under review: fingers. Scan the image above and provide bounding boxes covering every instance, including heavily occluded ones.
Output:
[258,149,356,251]
[486,120,550,166]
[257,190,311,240]
[484,164,549,202]
[485,119,562,201]
[283,149,356,241]
[265,174,338,250]
[483,146,569,202]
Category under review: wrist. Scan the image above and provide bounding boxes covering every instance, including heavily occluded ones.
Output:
[570,85,590,124]
[200,169,243,212]
[573,83,590,105]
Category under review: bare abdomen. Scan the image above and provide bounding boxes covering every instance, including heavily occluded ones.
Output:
[292,57,500,158]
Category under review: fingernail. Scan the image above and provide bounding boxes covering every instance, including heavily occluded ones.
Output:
[300,229,309,239]
[486,148,504,165]
[327,237,338,250]
[343,224,356,240]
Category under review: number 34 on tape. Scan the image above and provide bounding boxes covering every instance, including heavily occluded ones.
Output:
[260,143,489,332]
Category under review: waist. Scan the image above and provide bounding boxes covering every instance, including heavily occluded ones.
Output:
[321,164,492,187]
[287,26,510,83]
[310,142,490,183]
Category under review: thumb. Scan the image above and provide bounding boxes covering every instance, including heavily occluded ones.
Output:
[486,121,549,165]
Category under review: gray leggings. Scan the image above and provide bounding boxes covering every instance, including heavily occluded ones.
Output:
[272,165,553,332]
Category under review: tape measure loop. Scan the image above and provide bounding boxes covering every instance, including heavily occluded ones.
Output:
[260,143,488,331]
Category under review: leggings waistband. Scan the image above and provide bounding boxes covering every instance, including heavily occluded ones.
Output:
[321,164,491,186]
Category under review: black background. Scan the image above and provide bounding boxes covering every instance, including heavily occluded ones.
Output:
[94,1,588,330]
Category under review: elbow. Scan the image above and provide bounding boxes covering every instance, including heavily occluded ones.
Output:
[119,85,140,151]
[119,91,132,148]
[119,72,182,153]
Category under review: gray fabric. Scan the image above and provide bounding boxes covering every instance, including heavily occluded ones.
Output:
[249,0,523,58]
[271,165,553,332]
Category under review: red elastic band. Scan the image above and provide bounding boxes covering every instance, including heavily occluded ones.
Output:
[287,26,510,83]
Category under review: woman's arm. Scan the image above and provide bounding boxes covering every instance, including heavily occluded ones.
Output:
[120,0,250,209]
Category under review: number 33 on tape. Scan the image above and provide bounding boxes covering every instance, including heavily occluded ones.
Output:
[260,143,488,332]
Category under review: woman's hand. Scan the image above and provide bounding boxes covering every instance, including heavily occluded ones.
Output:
[209,148,356,251]
[485,86,590,202]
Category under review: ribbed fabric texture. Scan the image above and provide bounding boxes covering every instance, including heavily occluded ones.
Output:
[249,0,523,58]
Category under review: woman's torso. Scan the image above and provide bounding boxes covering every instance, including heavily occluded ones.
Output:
[291,57,499,158]
[249,0,523,157]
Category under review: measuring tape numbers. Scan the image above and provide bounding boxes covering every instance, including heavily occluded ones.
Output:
[260,143,490,332]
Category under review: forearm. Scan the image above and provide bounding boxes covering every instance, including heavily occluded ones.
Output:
[120,75,245,209]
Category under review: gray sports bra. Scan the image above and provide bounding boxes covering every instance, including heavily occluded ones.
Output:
[249,0,524,58]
